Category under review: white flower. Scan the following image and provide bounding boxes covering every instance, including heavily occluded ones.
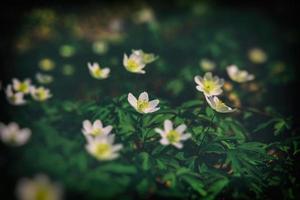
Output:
[87,62,110,79]
[5,85,26,106]
[12,78,31,94]
[30,86,52,101]
[16,174,63,200]
[0,122,31,146]
[199,58,216,71]
[128,92,160,114]
[36,73,53,84]
[205,95,236,113]
[131,49,158,64]
[123,53,146,74]
[155,120,191,149]
[85,134,123,161]
[226,65,255,83]
[82,120,113,137]
[194,72,224,96]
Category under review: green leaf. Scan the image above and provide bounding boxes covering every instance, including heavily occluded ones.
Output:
[181,176,207,196]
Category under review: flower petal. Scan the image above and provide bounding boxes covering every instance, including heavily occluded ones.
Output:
[164,120,173,132]
[138,92,149,102]
[128,93,137,108]
[175,124,187,133]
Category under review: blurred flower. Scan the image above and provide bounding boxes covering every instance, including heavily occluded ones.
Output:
[5,85,26,106]
[123,52,146,74]
[59,45,76,58]
[85,134,122,161]
[16,174,63,200]
[39,58,55,71]
[132,49,158,64]
[194,72,224,96]
[271,62,285,75]
[205,95,236,113]
[0,122,31,146]
[155,120,191,149]
[248,82,260,92]
[223,81,233,92]
[92,41,108,55]
[133,8,155,24]
[228,92,241,107]
[128,92,160,114]
[199,58,215,71]
[36,73,53,84]
[248,48,267,64]
[12,78,31,94]
[226,65,255,83]
[82,120,112,137]
[62,64,75,76]
[30,86,52,101]
[87,62,110,79]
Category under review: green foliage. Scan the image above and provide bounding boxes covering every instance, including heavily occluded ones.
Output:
[5,96,297,200]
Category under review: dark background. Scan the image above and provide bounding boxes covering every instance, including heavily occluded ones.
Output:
[0,1,299,199]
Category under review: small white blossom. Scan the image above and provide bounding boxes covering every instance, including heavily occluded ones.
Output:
[16,174,63,200]
[87,62,110,79]
[155,120,191,149]
[82,120,113,137]
[131,49,158,64]
[85,134,123,161]
[36,73,53,84]
[194,72,224,96]
[128,92,160,114]
[5,85,26,106]
[30,86,52,101]
[226,65,255,83]
[12,78,31,94]
[0,122,31,146]
[205,95,236,113]
[123,53,146,74]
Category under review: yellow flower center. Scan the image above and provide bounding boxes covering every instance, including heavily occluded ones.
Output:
[35,185,51,200]
[35,89,48,100]
[18,83,29,93]
[137,100,149,112]
[166,130,180,143]
[203,81,216,94]
[91,128,102,136]
[127,59,139,71]
[93,68,103,77]
[94,143,111,159]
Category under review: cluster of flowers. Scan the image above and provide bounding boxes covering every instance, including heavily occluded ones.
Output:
[87,49,158,79]
[5,78,52,106]
[0,49,257,200]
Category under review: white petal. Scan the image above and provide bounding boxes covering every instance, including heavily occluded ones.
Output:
[164,120,173,132]
[93,120,103,129]
[83,120,92,133]
[112,144,123,152]
[160,138,169,145]
[175,124,187,133]
[123,54,128,66]
[155,128,165,136]
[138,92,149,102]
[149,99,159,108]
[173,142,183,149]
[128,93,137,108]
[181,133,191,140]
[102,125,113,135]
[194,76,203,86]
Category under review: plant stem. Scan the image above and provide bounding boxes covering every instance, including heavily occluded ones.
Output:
[199,112,215,148]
